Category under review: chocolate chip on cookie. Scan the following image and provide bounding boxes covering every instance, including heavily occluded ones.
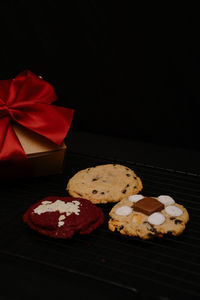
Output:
[66,164,143,204]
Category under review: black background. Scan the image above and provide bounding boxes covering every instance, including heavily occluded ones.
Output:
[0,1,199,150]
[1,3,200,299]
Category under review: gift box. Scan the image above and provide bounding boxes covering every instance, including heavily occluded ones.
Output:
[0,70,74,180]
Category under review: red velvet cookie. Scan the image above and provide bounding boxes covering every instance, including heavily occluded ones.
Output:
[23,196,104,238]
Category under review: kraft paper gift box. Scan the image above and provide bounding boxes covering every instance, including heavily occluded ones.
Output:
[0,70,74,180]
[13,123,67,177]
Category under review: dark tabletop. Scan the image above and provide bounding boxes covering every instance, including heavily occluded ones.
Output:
[1,128,200,300]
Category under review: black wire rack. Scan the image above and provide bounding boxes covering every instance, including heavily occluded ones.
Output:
[0,151,200,299]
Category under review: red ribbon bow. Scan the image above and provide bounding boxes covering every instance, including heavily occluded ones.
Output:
[0,70,74,163]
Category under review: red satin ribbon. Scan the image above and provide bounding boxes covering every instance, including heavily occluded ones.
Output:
[0,70,74,163]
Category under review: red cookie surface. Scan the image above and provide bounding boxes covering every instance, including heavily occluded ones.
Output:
[23,196,104,238]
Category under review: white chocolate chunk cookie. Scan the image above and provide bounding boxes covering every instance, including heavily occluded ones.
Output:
[66,164,143,204]
[108,195,189,239]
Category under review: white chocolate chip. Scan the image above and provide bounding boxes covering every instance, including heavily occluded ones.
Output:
[58,214,66,227]
[158,195,175,206]
[115,206,133,216]
[58,221,65,227]
[148,212,165,225]
[128,194,144,202]
[41,201,52,205]
[58,215,66,221]
[34,199,80,216]
[165,205,183,217]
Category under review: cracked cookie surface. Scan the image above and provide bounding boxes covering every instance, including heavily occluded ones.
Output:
[66,164,143,204]
[108,195,189,239]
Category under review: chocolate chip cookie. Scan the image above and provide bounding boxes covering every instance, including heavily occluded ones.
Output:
[108,194,189,239]
[66,164,143,204]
